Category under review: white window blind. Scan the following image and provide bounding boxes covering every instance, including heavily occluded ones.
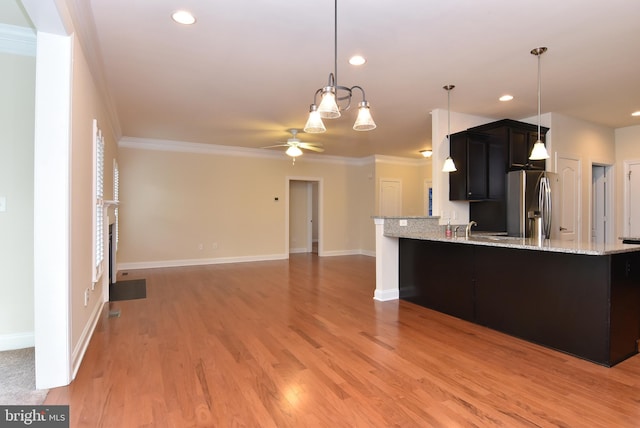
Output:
[113,159,119,252]
[93,119,105,283]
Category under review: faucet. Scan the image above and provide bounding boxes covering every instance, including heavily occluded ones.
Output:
[466,221,477,239]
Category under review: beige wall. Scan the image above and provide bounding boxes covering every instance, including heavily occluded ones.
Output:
[374,158,432,217]
[68,35,118,354]
[549,113,615,242]
[0,50,35,347]
[117,148,385,267]
[615,125,640,238]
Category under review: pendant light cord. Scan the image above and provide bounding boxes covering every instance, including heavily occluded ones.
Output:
[333,0,338,87]
[537,51,541,140]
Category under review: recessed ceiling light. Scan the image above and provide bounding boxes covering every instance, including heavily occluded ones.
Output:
[172,10,196,25]
[349,55,366,66]
[499,94,514,102]
[632,111,640,117]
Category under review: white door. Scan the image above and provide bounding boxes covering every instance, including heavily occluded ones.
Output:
[592,165,606,244]
[628,162,640,237]
[380,179,401,216]
[556,156,581,241]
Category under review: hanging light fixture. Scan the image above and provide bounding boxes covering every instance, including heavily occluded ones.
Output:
[304,0,376,133]
[442,85,457,173]
[529,47,550,161]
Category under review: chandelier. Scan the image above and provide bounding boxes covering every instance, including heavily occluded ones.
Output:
[304,0,376,133]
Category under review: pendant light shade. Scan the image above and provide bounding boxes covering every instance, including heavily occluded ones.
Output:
[442,157,457,172]
[353,101,377,131]
[304,105,326,133]
[529,47,550,161]
[442,85,457,173]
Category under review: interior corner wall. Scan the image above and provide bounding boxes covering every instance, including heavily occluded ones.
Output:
[0,50,36,350]
[615,125,640,238]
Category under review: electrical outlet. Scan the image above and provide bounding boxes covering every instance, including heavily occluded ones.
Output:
[212,242,218,249]
[198,243,203,250]
[0,196,6,212]
[399,219,408,226]
[84,289,90,307]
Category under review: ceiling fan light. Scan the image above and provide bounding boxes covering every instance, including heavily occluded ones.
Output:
[286,145,303,157]
[304,106,326,133]
[442,156,457,172]
[420,149,433,158]
[317,87,341,119]
[353,101,376,131]
[529,140,550,160]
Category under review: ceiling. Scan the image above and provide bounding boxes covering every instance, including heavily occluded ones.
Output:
[7,0,640,158]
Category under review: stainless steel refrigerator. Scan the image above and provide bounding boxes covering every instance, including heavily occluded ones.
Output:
[506,170,558,239]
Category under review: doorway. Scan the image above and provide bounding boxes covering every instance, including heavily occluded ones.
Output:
[624,161,640,237]
[591,164,613,244]
[556,155,581,241]
[380,178,402,216]
[287,178,321,255]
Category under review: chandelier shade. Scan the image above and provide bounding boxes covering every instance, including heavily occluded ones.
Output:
[304,105,327,134]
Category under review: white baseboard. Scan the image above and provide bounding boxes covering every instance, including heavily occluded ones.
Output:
[0,331,35,351]
[118,253,289,271]
[289,247,309,254]
[118,250,375,271]
[71,299,104,381]
[373,289,399,301]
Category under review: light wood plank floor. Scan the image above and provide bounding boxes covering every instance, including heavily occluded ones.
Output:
[45,254,640,427]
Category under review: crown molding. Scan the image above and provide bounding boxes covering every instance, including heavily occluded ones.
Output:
[118,137,419,166]
[0,24,36,56]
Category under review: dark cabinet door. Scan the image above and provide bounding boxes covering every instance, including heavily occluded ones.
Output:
[448,132,469,201]
[508,128,529,168]
[467,136,488,200]
[487,140,507,199]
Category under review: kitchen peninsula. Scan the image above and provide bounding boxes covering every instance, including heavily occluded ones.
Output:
[373,217,640,367]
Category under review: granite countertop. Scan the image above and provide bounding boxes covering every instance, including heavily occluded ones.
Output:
[384,230,640,256]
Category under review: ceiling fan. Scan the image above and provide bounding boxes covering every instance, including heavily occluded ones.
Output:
[262,129,324,158]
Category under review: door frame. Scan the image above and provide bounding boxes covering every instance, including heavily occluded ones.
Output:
[379,178,402,216]
[623,160,640,237]
[590,163,615,244]
[555,153,582,242]
[286,177,323,256]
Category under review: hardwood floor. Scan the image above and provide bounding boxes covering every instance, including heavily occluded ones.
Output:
[45,254,640,427]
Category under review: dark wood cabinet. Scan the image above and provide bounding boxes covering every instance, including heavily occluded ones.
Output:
[449,132,503,201]
[399,238,640,367]
[467,119,548,171]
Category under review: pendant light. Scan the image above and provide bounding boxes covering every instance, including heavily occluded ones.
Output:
[304,0,376,133]
[529,47,550,161]
[442,85,457,173]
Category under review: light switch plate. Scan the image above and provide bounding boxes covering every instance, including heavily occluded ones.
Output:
[0,197,6,212]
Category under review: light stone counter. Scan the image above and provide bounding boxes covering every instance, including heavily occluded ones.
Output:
[372,216,640,302]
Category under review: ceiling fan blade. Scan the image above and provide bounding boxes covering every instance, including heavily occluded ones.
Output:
[261,144,289,149]
[300,145,324,153]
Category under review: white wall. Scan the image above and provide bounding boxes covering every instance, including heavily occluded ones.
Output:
[615,125,640,238]
[548,113,615,242]
[0,44,36,350]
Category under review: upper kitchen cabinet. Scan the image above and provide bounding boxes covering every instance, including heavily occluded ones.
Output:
[468,119,548,171]
[449,131,505,201]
